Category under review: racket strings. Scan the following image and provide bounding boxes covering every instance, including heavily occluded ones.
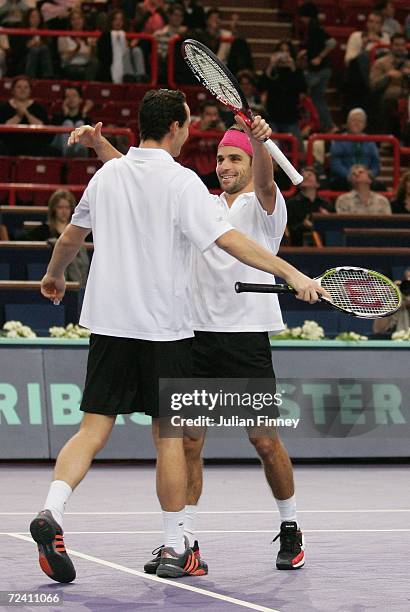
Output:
[321,270,399,316]
[184,44,243,110]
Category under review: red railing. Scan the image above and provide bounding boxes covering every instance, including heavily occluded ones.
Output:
[0,124,135,145]
[0,27,158,86]
[0,182,85,206]
[369,42,410,65]
[306,133,401,197]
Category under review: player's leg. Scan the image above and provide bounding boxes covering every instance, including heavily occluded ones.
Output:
[184,430,206,542]
[247,427,304,570]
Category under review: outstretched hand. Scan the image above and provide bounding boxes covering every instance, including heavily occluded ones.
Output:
[67,122,103,148]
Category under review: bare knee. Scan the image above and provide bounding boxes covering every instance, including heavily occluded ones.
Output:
[249,436,280,461]
[79,414,115,452]
[183,435,204,461]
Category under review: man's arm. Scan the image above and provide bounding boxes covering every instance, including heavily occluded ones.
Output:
[67,122,123,162]
[236,115,276,214]
[215,229,331,303]
[41,224,91,303]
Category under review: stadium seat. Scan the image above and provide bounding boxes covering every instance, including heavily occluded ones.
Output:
[4,303,65,336]
[26,263,48,281]
[65,158,102,184]
[82,83,128,102]
[31,80,67,100]
[14,158,64,204]
[0,156,14,203]
[341,1,369,27]
[0,263,10,280]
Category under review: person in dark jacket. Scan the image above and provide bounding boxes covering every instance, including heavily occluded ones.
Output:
[391,170,410,214]
[286,166,333,245]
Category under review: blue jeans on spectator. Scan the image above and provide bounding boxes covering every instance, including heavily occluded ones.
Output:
[305,67,333,131]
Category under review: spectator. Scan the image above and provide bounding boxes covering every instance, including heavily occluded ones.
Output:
[10,7,53,78]
[345,11,389,66]
[154,3,187,82]
[135,0,167,34]
[0,33,9,77]
[198,8,232,65]
[237,70,265,116]
[40,0,75,29]
[370,33,410,135]
[97,9,146,83]
[58,9,98,80]
[179,100,225,189]
[286,166,333,245]
[406,14,410,41]
[329,108,380,191]
[0,76,53,156]
[373,277,410,334]
[51,86,93,157]
[374,1,402,37]
[259,40,306,150]
[25,189,89,287]
[182,0,205,30]
[0,0,28,26]
[335,164,392,214]
[298,1,337,132]
[391,170,410,213]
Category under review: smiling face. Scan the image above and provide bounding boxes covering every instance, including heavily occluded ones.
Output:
[216,146,252,194]
[347,112,366,134]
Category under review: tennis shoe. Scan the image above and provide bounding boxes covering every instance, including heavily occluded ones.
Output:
[30,509,76,583]
[273,521,305,570]
[156,536,208,578]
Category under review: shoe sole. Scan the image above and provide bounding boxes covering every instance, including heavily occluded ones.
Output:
[144,563,159,574]
[277,559,305,570]
[156,563,208,578]
[30,517,76,584]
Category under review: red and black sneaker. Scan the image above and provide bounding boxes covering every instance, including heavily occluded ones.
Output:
[273,521,305,570]
[156,537,208,578]
[30,510,76,583]
[144,540,205,575]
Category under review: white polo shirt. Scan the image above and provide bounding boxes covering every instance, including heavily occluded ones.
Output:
[71,147,233,341]
[191,189,287,333]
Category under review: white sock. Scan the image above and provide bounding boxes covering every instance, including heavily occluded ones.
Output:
[162,509,185,555]
[44,480,72,529]
[184,505,198,546]
[275,494,297,525]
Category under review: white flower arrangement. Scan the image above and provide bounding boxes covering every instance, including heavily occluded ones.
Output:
[391,328,410,341]
[2,320,37,338]
[49,323,91,339]
[335,332,368,341]
[271,320,325,340]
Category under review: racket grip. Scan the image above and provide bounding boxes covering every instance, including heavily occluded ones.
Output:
[263,139,303,185]
[235,282,294,294]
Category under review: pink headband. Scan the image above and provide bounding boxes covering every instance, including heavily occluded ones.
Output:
[218,129,253,157]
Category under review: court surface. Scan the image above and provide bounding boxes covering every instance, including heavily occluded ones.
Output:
[0,463,409,612]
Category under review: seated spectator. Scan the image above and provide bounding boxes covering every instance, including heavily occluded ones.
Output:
[373,277,410,334]
[154,3,187,83]
[179,100,225,188]
[329,108,381,191]
[374,1,402,37]
[10,7,53,78]
[0,0,28,26]
[40,0,75,30]
[51,86,93,157]
[335,164,392,214]
[197,8,232,65]
[237,70,265,117]
[259,40,306,150]
[298,2,337,132]
[97,9,146,83]
[135,0,167,34]
[0,32,9,77]
[0,76,54,156]
[25,190,89,287]
[58,9,98,80]
[369,33,410,136]
[344,11,389,112]
[182,0,205,30]
[286,166,333,245]
[391,170,410,213]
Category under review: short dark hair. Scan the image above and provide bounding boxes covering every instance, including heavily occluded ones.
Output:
[199,99,219,113]
[391,32,406,43]
[65,85,82,97]
[138,89,187,141]
[206,8,220,20]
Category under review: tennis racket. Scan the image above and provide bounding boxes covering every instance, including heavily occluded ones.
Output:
[181,39,303,185]
[235,267,401,319]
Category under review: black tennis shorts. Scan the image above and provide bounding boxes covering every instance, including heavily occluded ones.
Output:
[80,334,192,418]
[193,331,275,379]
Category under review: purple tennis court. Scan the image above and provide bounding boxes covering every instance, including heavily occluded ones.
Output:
[1,462,409,612]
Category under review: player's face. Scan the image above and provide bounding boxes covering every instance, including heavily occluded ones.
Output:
[54,199,72,224]
[216,146,252,194]
[172,103,191,155]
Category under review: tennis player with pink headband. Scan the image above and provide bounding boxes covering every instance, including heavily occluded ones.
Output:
[66,108,305,574]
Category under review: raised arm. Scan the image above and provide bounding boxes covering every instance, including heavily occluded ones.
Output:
[67,122,123,162]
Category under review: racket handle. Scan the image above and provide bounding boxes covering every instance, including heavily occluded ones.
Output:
[263,138,303,185]
[235,282,294,294]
